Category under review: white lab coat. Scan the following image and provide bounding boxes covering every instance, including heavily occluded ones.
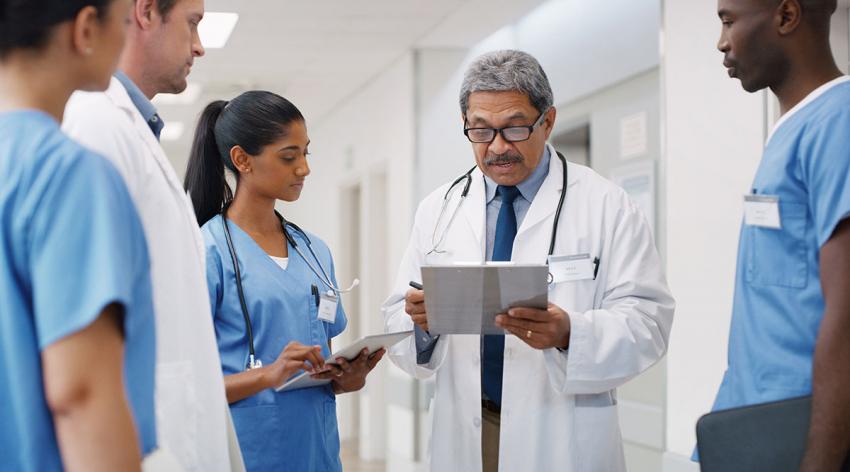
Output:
[383,144,674,472]
[63,78,243,472]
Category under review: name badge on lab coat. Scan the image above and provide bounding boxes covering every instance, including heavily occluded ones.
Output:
[548,253,595,283]
[744,195,781,229]
[318,291,338,323]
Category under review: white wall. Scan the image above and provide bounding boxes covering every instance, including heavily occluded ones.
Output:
[661,2,766,469]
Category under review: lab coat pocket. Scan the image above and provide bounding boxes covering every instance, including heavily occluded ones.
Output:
[550,278,598,314]
[155,361,199,470]
[746,201,809,289]
[573,402,624,471]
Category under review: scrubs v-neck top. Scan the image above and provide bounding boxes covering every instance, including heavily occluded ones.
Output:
[202,215,348,472]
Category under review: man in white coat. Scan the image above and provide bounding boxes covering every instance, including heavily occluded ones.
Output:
[383,50,675,471]
[63,0,242,470]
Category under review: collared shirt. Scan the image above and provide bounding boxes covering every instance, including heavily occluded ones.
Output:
[700,76,850,460]
[483,146,551,261]
[415,147,552,363]
[114,71,164,140]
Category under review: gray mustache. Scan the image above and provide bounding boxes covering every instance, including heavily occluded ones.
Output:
[484,153,523,166]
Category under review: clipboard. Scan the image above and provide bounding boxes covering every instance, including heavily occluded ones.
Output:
[275,330,412,392]
[696,395,850,471]
[421,264,548,335]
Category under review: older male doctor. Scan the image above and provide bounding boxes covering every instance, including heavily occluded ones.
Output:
[383,50,674,472]
[63,0,242,470]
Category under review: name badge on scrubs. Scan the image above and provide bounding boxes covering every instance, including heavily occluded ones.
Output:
[548,253,595,283]
[318,291,338,323]
[744,195,781,229]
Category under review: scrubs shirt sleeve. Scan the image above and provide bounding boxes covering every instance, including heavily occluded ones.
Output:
[205,237,224,316]
[801,109,850,247]
[28,152,150,349]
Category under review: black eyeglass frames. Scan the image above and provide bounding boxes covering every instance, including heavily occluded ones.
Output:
[463,108,549,144]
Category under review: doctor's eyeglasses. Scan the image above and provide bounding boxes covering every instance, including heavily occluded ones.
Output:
[463,108,549,144]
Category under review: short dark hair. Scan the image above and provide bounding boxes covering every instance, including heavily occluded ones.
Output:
[0,0,113,58]
[801,0,837,14]
[764,0,838,25]
[155,0,178,20]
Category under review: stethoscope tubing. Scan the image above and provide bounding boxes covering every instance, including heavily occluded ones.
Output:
[220,208,353,370]
[429,151,568,257]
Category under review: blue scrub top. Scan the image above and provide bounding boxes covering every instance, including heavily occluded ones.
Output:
[203,215,348,472]
[0,110,157,470]
[706,80,850,439]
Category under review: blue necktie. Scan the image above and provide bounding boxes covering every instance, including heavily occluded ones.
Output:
[482,185,520,407]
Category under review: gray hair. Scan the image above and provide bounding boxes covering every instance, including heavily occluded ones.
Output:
[459,50,554,116]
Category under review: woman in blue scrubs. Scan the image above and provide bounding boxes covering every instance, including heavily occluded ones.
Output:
[184,91,384,471]
[0,1,156,470]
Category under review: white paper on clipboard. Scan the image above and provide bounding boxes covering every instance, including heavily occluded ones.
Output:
[275,330,412,392]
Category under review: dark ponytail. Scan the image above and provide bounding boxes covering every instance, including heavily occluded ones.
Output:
[185,100,231,227]
[184,91,305,227]
[0,0,112,58]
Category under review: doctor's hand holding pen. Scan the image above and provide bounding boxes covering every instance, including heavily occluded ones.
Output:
[405,282,430,332]
[224,342,326,404]
[310,347,387,393]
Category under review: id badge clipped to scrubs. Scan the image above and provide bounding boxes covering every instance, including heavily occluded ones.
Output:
[744,195,782,229]
[318,290,338,323]
[547,253,596,284]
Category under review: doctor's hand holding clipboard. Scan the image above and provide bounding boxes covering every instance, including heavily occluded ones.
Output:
[406,281,571,350]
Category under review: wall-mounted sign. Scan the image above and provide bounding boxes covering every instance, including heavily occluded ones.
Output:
[620,111,648,160]
[611,160,656,236]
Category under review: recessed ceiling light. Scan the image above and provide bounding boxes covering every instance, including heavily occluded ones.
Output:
[160,122,185,142]
[153,82,203,106]
[199,12,238,49]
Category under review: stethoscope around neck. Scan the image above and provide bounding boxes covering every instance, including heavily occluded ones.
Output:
[220,204,359,370]
[427,150,569,260]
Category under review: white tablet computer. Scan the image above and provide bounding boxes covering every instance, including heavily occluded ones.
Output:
[275,330,413,392]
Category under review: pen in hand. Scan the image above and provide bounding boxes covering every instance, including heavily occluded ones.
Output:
[407,281,435,336]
